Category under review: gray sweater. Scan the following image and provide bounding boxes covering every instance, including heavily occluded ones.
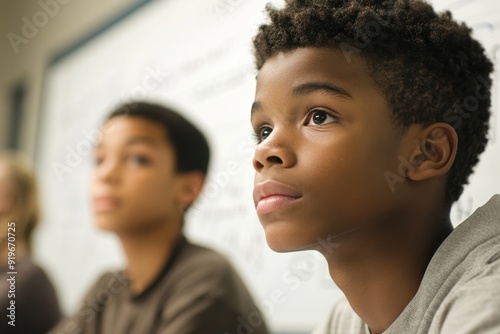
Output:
[313,194,500,334]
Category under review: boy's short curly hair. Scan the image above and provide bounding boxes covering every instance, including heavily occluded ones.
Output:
[253,0,494,204]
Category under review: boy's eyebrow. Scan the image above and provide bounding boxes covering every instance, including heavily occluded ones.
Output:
[251,81,352,120]
[251,101,263,119]
[292,81,353,99]
[124,136,158,147]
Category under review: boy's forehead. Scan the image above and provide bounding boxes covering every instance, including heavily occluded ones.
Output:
[255,47,375,98]
[97,116,168,148]
[252,46,393,129]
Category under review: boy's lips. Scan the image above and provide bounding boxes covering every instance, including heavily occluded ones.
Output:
[93,196,121,212]
[253,180,302,215]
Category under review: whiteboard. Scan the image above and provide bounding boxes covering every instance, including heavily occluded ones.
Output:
[34,0,500,332]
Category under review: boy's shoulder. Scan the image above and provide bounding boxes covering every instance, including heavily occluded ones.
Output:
[313,195,500,334]
[433,200,500,332]
[438,270,500,333]
[312,298,368,334]
[89,237,244,298]
[390,194,500,332]
[174,237,238,281]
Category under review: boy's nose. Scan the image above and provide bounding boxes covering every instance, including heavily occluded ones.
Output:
[253,133,296,172]
[95,160,121,184]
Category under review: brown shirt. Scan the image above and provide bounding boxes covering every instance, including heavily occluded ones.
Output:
[0,257,62,334]
[50,236,269,334]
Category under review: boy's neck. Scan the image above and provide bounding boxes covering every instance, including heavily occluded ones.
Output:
[118,219,183,295]
[324,203,453,334]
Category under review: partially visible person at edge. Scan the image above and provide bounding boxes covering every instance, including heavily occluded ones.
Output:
[0,151,62,334]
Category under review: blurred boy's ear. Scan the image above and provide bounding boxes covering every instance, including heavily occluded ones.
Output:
[406,123,458,181]
[176,171,205,209]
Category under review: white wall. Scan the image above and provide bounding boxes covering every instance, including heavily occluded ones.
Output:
[0,0,139,154]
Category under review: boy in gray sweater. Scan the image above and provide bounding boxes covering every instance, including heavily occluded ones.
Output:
[250,0,499,333]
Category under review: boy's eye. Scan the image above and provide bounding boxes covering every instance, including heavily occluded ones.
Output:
[306,110,338,126]
[93,155,104,166]
[129,155,150,166]
[255,126,273,143]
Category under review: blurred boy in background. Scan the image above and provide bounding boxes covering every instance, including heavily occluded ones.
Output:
[52,102,268,334]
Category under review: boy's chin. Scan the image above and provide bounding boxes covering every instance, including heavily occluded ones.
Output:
[94,218,120,233]
[93,214,128,233]
[262,220,346,254]
[263,225,318,253]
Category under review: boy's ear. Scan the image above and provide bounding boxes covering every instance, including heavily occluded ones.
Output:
[176,171,205,209]
[405,123,458,181]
